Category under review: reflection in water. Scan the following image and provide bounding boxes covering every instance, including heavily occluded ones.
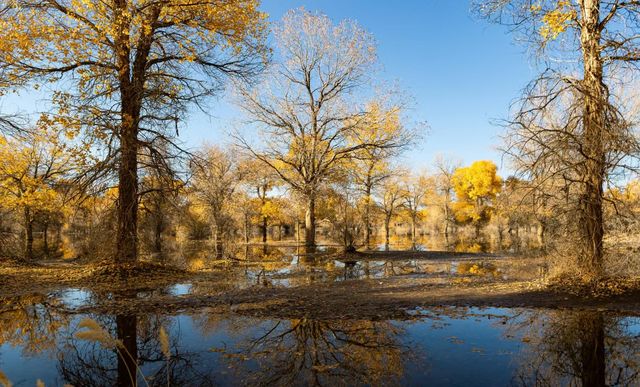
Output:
[513,311,640,386]
[224,318,407,386]
[2,295,640,386]
[57,311,217,386]
[0,294,67,355]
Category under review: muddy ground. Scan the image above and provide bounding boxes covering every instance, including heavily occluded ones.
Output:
[3,250,640,320]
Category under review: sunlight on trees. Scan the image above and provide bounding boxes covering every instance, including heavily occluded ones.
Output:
[0,0,268,263]
[236,8,412,248]
[0,124,84,259]
[477,0,640,279]
[452,161,502,237]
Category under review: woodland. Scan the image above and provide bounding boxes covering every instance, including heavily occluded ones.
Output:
[2,1,640,386]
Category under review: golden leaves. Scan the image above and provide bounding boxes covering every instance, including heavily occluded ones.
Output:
[451,160,502,225]
[452,160,502,203]
[535,0,576,41]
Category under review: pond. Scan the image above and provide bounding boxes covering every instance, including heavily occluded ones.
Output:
[1,290,639,386]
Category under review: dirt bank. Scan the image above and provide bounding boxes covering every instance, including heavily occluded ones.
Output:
[2,251,640,320]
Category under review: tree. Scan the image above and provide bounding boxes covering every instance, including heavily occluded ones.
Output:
[478,0,640,278]
[452,160,502,237]
[0,125,81,259]
[241,159,281,244]
[237,9,405,248]
[139,173,181,255]
[433,155,461,239]
[349,102,408,248]
[377,175,406,250]
[401,173,430,248]
[190,146,245,258]
[0,0,267,263]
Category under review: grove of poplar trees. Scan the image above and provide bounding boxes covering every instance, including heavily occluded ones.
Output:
[1,2,640,286]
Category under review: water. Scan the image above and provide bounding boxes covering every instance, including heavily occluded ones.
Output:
[1,291,639,386]
[169,243,511,291]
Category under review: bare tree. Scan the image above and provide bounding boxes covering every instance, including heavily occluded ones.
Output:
[236,9,408,248]
[433,155,461,240]
[477,0,640,279]
[402,172,430,249]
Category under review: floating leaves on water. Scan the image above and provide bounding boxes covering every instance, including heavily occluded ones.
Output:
[36,380,45,387]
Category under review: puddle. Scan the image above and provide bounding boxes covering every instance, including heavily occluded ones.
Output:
[50,288,93,309]
[1,299,638,386]
[168,283,193,296]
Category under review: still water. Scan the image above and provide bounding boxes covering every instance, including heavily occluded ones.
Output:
[1,290,639,386]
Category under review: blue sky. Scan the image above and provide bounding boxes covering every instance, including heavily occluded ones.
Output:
[189,0,537,175]
[1,0,537,176]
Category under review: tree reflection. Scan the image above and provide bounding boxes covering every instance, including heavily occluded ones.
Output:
[223,318,409,386]
[513,311,640,386]
[54,289,216,386]
[0,294,67,355]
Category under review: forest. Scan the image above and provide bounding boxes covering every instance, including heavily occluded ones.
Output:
[2,1,640,386]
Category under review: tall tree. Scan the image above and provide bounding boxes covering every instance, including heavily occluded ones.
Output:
[241,158,280,244]
[377,175,406,250]
[478,0,640,278]
[0,0,267,263]
[349,102,409,249]
[433,155,461,240]
[401,173,429,248]
[191,146,245,258]
[237,9,405,248]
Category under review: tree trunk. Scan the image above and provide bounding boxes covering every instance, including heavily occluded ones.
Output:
[364,185,371,248]
[537,221,545,247]
[55,225,62,247]
[213,218,223,259]
[411,213,417,248]
[154,216,162,253]
[244,214,250,244]
[580,312,605,387]
[443,202,451,238]
[116,314,138,387]
[384,214,391,250]
[304,194,316,247]
[24,207,33,260]
[43,222,49,257]
[579,0,605,278]
[114,0,153,265]
[116,121,139,264]
[262,216,268,243]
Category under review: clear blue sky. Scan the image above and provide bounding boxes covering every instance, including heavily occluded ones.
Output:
[187,0,537,175]
[1,0,537,176]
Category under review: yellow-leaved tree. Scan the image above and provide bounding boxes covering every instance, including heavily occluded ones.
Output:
[0,0,267,263]
[452,160,502,237]
[348,102,412,248]
[0,124,84,259]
